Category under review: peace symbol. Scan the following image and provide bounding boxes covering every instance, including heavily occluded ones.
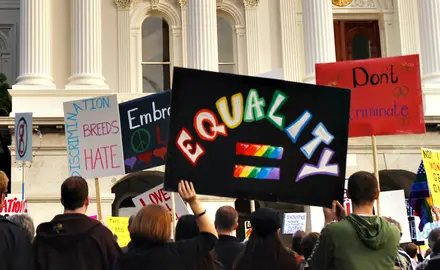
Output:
[130,128,151,154]
[392,86,409,98]
[16,117,28,158]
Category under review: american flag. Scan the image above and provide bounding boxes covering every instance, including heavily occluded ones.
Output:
[409,160,433,231]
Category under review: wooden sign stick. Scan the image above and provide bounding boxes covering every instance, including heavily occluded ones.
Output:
[94,177,103,221]
[371,136,381,216]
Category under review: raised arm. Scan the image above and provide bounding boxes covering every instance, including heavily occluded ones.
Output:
[178,180,218,238]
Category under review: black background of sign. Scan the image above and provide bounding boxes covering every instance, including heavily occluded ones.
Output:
[164,68,351,207]
[119,91,171,173]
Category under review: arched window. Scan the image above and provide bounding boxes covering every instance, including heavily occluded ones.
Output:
[141,16,171,93]
[217,15,235,73]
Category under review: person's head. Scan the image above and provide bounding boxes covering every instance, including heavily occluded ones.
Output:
[428,228,440,255]
[215,206,239,234]
[61,176,89,213]
[383,217,403,239]
[175,215,199,241]
[291,230,306,255]
[0,171,9,209]
[130,204,171,244]
[7,214,35,242]
[426,248,432,257]
[347,171,379,207]
[301,232,320,260]
[404,243,418,259]
[234,208,297,270]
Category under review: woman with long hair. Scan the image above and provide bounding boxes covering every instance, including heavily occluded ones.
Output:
[233,208,298,270]
[112,180,218,270]
[175,214,225,270]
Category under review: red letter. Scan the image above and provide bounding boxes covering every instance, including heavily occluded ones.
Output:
[83,124,90,137]
[111,120,120,134]
[156,124,166,145]
[84,149,93,170]
[149,193,159,204]
[139,198,147,207]
[176,128,205,166]
[159,189,170,201]
[110,144,120,169]
[194,109,227,141]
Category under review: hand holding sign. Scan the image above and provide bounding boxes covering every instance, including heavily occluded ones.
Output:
[178,180,197,204]
[324,200,346,225]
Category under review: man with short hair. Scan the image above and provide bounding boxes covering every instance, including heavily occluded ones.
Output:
[214,206,244,270]
[310,171,400,270]
[33,176,121,270]
[0,170,33,270]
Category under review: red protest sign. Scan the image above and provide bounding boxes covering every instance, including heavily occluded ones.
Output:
[316,55,425,138]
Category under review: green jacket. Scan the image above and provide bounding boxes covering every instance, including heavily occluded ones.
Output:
[311,214,400,270]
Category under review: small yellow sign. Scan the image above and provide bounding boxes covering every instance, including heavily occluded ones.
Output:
[106,216,130,247]
[421,148,440,206]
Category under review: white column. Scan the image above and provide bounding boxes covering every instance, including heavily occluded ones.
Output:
[187,0,219,71]
[13,0,55,89]
[115,0,132,93]
[243,0,260,76]
[172,27,183,68]
[280,0,301,82]
[302,0,335,84]
[394,0,420,56]
[179,0,188,67]
[419,0,440,85]
[235,26,247,75]
[66,0,108,89]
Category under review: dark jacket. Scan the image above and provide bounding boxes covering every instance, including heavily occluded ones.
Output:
[33,213,122,270]
[0,215,33,270]
[214,235,244,270]
[113,232,218,270]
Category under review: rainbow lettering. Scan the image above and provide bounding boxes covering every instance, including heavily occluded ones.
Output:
[236,143,283,160]
[234,165,280,180]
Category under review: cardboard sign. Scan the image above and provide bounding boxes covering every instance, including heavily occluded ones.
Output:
[316,55,425,137]
[15,113,33,161]
[379,190,411,243]
[63,95,125,179]
[282,213,306,234]
[164,68,350,207]
[106,216,130,247]
[421,148,440,206]
[0,196,28,215]
[119,91,171,173]
[132,184,191,220]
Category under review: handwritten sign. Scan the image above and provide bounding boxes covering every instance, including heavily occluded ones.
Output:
[132,184,190,220]
[164,67,350,207]
[119,91,171,173]
[316,54,425,137]
[15,113,33,162]
[63,95,125,179]
[106,216,130,247]
[0,196,28,215]
[421,148,440,206]
[282,213,306,234]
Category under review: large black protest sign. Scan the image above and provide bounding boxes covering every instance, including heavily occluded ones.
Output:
[164,68,351,208]
[119,91,171,173]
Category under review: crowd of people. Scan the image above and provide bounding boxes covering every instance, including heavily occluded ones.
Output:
[1,170,440,269]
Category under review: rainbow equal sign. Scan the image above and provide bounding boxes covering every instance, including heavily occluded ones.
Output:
[234,165,280,180]
[236,143,284,160]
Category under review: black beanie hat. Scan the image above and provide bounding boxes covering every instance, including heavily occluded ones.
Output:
[249,208,281,237]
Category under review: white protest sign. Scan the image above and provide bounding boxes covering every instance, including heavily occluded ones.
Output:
[379,190,411,243]
[132,183,191,220]
[63,95,124,179]
[0,195,28,215]
[15,113,33,162]
[282,213,307,234]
